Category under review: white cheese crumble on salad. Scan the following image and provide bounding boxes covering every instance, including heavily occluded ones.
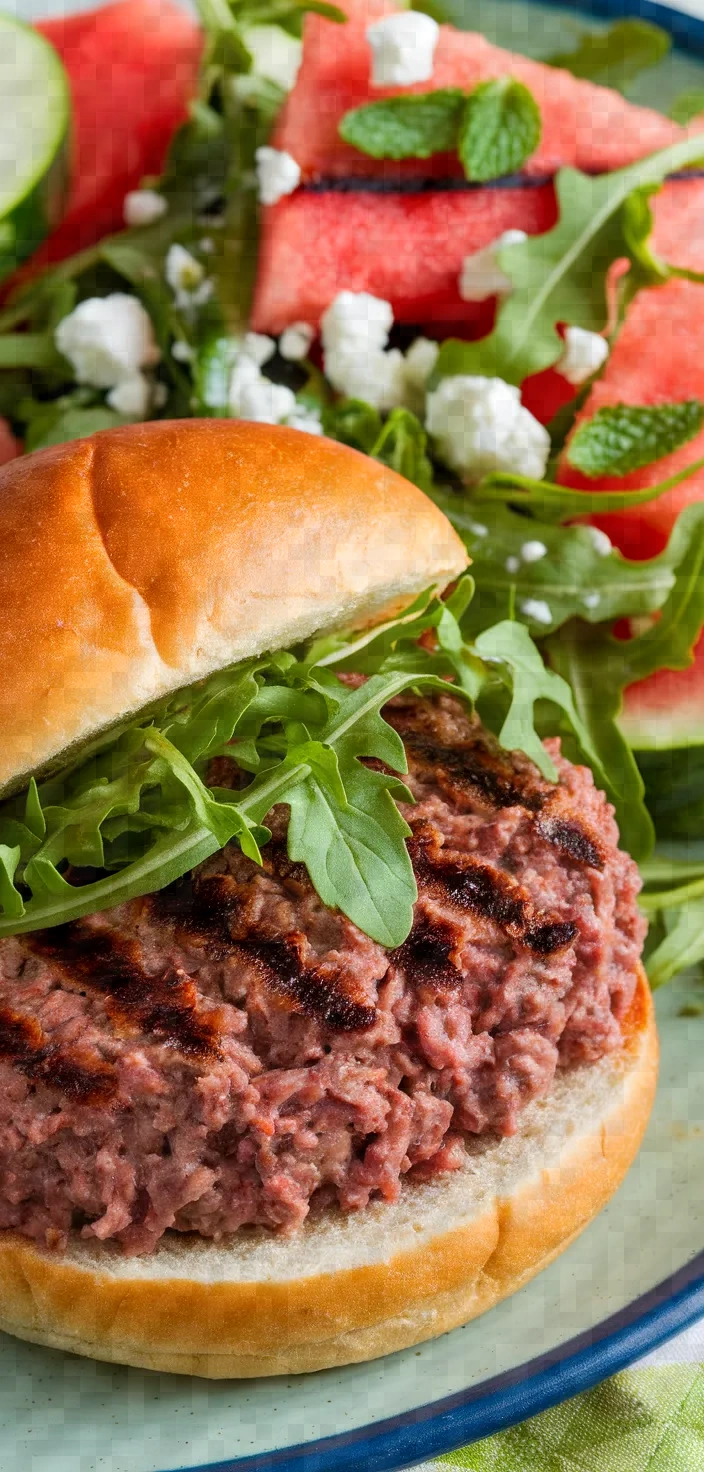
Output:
[459,230,528,303]
[55,294,160,389]
[366,11,440,86]
[520,539,548,562]
[123,189,167,228]
[520,598,553,625]
[255,146,301,205]
[279,322,315,361]
[426,375,551,480]
[106,373,154,418]
[242,24,303,91]
[557,326,610,385]
[165,244,213,309]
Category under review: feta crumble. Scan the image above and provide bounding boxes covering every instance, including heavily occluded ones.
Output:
[286,406,324,435]
[557,326,609,386]
[520,598,553,625]
[403,335,439,411]
[582,591,601,609]
[243,24,302,91]
[520,539,547,563]
[255,147,301,205]
[243,331,276,367]
[165,244,213,310]
[279,322,315,361]
[366,11,439,86]
[123,189,167,228]
[106,373,153,418]
[321,291,406,410]
[55,294,160,389]
[459,230,527,303]
[321,291,393,355]
[505,555,520,574]
[426,375,550,481]
[586,526,612,556]
[172,340,194,363]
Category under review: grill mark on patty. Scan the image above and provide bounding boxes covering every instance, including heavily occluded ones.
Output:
[151,875,377,1032]
[0,1006,117,1103]
[391,912,464,991]
[27,926,222,1059]
[410,824,577,956]
[391,715,604,870]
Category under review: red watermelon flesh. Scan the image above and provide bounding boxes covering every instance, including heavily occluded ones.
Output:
[275,0,683,183]
[32,0,202,266]
[558,179,704,745]
[251,182,557,334]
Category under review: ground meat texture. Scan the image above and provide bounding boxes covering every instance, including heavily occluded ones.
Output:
[0,696,645,1255]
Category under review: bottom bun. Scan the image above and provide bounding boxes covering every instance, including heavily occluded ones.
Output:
[0,967,657,1378]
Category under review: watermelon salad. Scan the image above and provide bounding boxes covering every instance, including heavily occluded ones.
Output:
[3,0,704,990]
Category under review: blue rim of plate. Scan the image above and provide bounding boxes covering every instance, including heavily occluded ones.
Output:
[170,1,704,1467]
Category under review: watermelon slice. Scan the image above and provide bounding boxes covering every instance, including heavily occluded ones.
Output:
[31,0,202,266]
[558,178,704,749]
[253,0,688,332]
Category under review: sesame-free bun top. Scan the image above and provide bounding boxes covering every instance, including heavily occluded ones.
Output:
[0,419,467,794]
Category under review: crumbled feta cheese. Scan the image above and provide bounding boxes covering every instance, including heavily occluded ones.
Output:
[279,322,315,361]
[321,291,392,356]
[123,189,167,228]
[465,521,488,537]
[199,237,215,254]
[55,294,160,389]
[326,346,407,412]
[236,375,297,424]
[586,526,612,556]
[286,406,323,435]
[459,230,527,303]
[520,598,553,625]
[582,591,600,609]
[521,539,547,563]
[152,382,168,408]
[165,244,213,311]
[243,24,302,91]
[426,375,550,481]
[557,326,609,386]
[255,147,301,206]
[505,555,520,573]
[172,340,194,363]
[403,335,439,411]
[366,11,439,87]
[243,331,276,367]
[106,372,152,418]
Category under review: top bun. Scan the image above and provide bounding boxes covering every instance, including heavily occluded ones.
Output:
[0,420,467,794]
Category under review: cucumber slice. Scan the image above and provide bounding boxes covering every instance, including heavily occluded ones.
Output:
[0,14,70,281]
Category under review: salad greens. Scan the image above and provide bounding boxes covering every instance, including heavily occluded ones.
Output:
[339,77,541,180]
[0,581,605,948]
[544,18,671,93]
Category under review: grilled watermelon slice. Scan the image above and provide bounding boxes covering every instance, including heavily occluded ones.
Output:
[32,0,202,265]
[253,0,688,332]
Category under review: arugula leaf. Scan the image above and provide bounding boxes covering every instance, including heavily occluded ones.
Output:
[645,900,704,990]
[474,620,605,782]
[368,407,434,492]
[669,90,704,125]
[544,18,670,93]
[322,398,383,453]
[21,399,127,452]
[433,491,678,636]
[566,401,704,478]
[338,90,464,161]
[458,78,541,183]
[432,133,704,388]
[545,503,704,859]
[471,456,704,522]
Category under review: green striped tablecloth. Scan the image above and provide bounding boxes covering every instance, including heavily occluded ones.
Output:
[414,1320,704,1471]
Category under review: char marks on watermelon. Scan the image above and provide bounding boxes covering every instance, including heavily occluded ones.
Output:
[33,0,202,264]
[253,0,689,334]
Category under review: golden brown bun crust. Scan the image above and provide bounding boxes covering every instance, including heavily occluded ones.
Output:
[0,420,467,792]
[0,969,657,1377]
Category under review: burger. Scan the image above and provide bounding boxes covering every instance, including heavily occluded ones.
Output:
[0,419,656,1377]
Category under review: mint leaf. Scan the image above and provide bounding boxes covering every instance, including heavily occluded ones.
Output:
[669,90,704,124]
[458,78,541,182]
[566,400,704,478]
[339,90,464,161]
[545,19,670,92]
[432,133,704,388]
